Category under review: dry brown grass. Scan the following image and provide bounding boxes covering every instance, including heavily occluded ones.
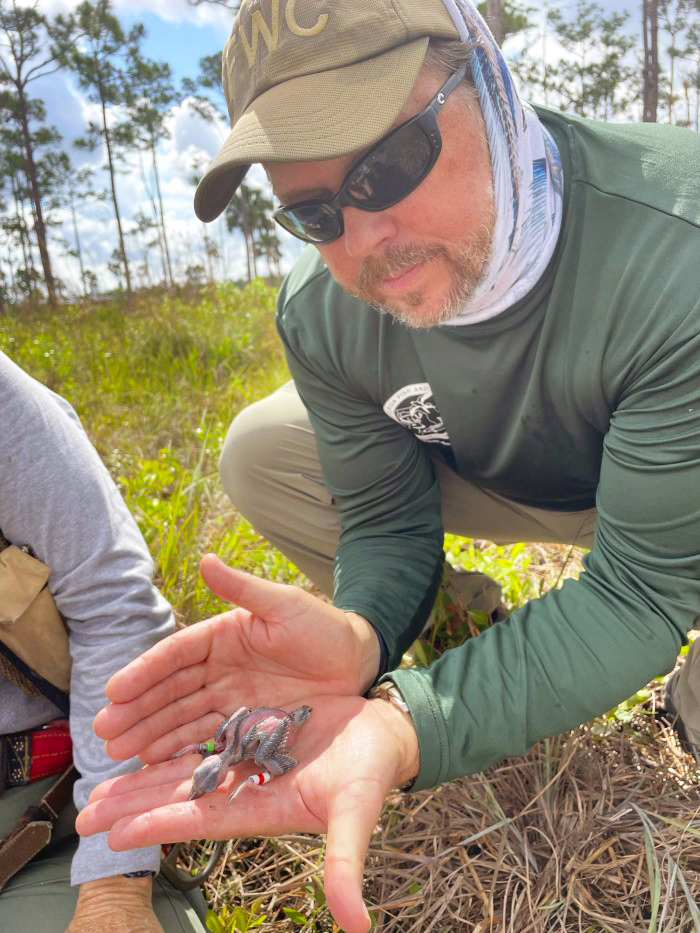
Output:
[365,705,700,932]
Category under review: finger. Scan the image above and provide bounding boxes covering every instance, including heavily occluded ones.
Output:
[324,779,386,933]
[95,663,208,741]
[104,684,225,762]
[139,711,226,764]
[104,774,324,852]
[104,622,216,704]
[200,553,307,622]
[87,755,196,804]
[79,768,195,838]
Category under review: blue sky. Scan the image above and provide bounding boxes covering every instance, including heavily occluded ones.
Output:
[120,10,229,85]
[19,0,667,293]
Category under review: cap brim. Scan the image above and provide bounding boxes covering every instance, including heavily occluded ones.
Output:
[194,38,429,223]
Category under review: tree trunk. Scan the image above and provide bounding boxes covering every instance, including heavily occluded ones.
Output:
[244,232,253,281]
[660,4,686,123]
[643,0,659,122]
[17,86,57,305]
[3,230,17,300]
[486,0,504,46]
[238,188,253,281]
[249,228,258,279]
[218,219,226,282]
[12,176,33,287]
[152,143,174,289]
[138,150,164,283]
[101,98,132,296]
[202,225,214,283]
[541,8,550,106]
[69,188,88,298]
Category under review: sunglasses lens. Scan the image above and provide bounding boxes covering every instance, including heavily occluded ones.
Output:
[345,123,434,208]
[275,202,343,244]
[273,120,436,243]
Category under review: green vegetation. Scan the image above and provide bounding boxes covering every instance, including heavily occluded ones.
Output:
[0,282,299,623]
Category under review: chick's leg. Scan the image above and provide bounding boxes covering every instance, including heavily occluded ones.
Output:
[254,718,299,775]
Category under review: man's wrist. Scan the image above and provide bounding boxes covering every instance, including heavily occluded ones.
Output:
[79,875,153,898]
[369,682,420,789]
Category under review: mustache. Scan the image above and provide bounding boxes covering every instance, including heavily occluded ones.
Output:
[356,243,448,292]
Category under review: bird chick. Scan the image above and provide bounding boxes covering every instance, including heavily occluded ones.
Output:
[183,705,312,803]
[227,706,310,768]
[188,750,233,800]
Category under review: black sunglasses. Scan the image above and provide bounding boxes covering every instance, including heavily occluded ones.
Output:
[272,63,470,245]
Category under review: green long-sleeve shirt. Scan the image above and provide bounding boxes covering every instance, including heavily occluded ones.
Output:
[276,106,700,789]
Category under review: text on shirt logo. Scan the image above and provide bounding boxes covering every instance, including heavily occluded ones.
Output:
[383,384,450,447]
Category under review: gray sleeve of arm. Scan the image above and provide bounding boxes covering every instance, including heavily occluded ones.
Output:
[0,354,170,883]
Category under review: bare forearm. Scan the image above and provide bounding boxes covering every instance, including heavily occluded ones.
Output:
[67,876,163,933]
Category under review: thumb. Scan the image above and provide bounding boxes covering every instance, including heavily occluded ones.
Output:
[200,553,304,620]
[323,778,387,933]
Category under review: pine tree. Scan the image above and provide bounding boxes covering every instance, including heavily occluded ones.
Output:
[544,1,636,119]
[55,0,143,297]
[124,54,177,288]
[643,0,660,122]
[182,52,226,123]
[0,0,64,305]
[225,183,279,283]
[477,0,533,45]
[658,0,696,121]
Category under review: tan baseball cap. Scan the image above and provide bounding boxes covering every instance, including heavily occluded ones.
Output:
[194,0,460,223]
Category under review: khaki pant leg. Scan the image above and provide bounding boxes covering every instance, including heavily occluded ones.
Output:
[219,381,340,595]
[668,630,700,757]
[219,382,597,599]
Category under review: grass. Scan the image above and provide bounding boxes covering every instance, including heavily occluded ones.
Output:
[3,286,698,932]
[1,283,302,624]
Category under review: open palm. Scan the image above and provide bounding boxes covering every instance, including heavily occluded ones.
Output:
[95,555,380,764]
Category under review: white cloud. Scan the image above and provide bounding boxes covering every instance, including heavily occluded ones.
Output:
[170,99,228,165]
[122,0,232,29]
[37,0,232,29]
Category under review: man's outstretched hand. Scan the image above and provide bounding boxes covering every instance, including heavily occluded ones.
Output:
[78,694,419,933]
[94,554,381,764]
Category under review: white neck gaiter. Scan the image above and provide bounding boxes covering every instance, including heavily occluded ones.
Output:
[440,0,564,325]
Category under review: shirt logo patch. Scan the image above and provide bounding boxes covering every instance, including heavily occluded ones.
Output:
[383,383,450,446]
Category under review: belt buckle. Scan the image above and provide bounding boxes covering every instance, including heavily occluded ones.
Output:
[5,733,31,787]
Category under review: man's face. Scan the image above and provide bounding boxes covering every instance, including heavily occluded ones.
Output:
[265,66,495,329]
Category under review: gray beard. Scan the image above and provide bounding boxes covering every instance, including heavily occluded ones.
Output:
[347,212,495,330]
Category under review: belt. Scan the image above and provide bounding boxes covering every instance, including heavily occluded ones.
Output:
[0,763,78,891]
[1,721,73,790]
